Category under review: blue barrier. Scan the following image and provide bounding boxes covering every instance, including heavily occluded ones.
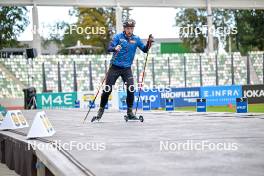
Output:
[236,98,248,113]
[89,100,95,109]
[75,100,80,108]
[165,98,174,111]
[142,100,151,111]
[105,103,109,109]
[120,96,127,110]
[196,98,206,112]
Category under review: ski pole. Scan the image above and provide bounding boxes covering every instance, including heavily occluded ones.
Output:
[82,50,120,123]
[135,34,153,116]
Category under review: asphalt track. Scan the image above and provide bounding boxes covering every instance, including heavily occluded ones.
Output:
[1,109,264,176]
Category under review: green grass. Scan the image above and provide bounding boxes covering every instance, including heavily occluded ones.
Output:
[175,104,264,113]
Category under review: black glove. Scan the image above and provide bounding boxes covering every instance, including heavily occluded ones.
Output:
[146,34,154,50]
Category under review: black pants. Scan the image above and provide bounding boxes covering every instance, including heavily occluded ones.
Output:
[100,65,135,109]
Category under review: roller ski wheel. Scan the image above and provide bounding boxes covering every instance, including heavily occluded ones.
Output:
[139,115,144,122]
[124,115,144,122]
[91,116,101,122]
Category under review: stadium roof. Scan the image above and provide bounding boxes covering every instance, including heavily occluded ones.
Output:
[1,0,264,9]
[0,48,26,53]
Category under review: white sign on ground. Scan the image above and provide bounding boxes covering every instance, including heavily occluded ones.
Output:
[0,113,4,124]
[0,110,29,130]
[27,111,56,139]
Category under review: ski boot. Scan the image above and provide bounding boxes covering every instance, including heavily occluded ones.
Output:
[91,107,104,122]
[124,108,144,122]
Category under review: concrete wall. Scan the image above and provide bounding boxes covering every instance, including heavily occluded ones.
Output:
[0,98,24,108]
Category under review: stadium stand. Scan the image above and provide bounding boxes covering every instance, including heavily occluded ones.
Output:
[0,53,262,98]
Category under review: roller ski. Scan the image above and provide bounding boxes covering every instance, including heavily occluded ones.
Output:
[124,108,144,122]
[91,107,104,122]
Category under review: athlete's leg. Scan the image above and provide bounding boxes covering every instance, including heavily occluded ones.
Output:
[121,68,136,118]
[99,66,120,108]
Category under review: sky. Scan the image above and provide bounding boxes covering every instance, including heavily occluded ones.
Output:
[18,6,179,41]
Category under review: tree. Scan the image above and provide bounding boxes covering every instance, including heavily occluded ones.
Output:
[175,8,264,54]
[234,9,264,54]
[0,6,29,49]
[60,7,116,54]
[175,8,207,52]
[175,8,235,53]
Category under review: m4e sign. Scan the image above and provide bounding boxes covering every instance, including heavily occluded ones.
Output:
[242,85,264,104]
[36,92,77,109]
